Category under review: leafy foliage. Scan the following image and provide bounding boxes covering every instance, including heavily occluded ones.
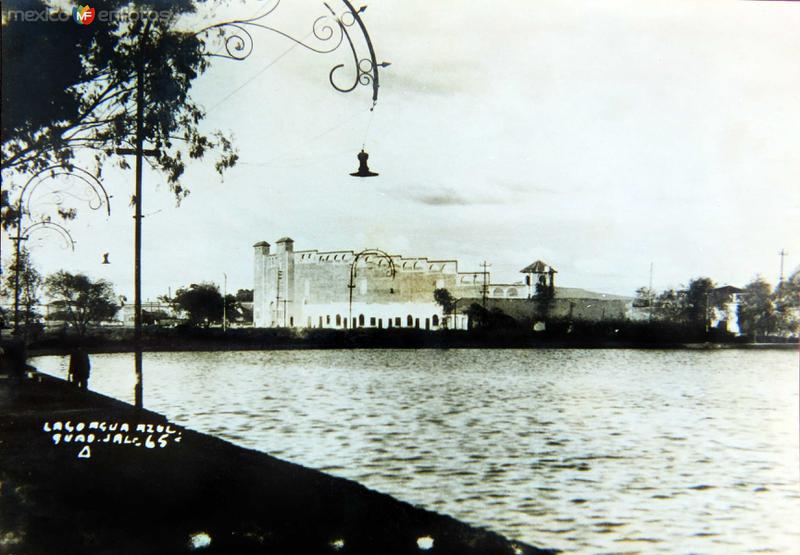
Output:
[2,247,43,334]
[737,277,776,340]
[44,271,119,335]
[235,288,254,302]
[464,303,516,330]
[633,286,655,308]
[773,267,800,335]
[173,283,223,327]
[433,288,455,314]
[2,0,238,201]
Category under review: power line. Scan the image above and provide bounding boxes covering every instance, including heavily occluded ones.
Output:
[207,32,311,112]
[480,261,491,308]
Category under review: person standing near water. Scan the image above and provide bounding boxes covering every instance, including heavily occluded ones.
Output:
[68,348,91,389]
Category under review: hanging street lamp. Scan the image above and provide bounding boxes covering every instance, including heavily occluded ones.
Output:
[112,1,387,409]
[350,149,378,177]
[198,0,390,176]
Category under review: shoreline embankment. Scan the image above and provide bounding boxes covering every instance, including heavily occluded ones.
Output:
[0,371,556,555]
[22,327,798,357]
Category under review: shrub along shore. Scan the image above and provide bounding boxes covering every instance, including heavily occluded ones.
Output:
[22,323,797,356]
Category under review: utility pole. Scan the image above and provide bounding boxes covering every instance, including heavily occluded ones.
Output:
[275,270,282,326]
[480,261,491,308]
[778,249,788,286]
[648,262,654,322]
[115,21,157,410]
[222,272,228,332]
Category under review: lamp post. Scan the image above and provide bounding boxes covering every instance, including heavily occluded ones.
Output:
[222,272,228,332]
[114,20,156,410]
[11,165,111,337]
[113,2,384,408]
[347,249,395,328]
[450,297,466,330]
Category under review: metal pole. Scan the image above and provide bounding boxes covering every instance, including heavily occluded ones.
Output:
[12,207,23,335]
[348,279,354,329]
[133,24,148,410]
[480,261,490,308]
[222,272,227,332]
[648,261,654,323]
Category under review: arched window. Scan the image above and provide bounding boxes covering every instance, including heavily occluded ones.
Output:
[508,288,518,297]
[336,314,341,326]
[358,314,365,327]
[432,315,439,327]
[407,315,413,327]
[493,287,504,297]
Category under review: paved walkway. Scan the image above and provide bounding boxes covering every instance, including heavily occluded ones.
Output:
[0,372,555,555]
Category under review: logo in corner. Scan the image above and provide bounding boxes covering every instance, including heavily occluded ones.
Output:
[73,5,95,25]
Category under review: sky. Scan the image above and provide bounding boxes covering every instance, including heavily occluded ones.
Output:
[3,0,800,300]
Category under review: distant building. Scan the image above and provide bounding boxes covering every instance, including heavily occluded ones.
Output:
[117,301,178,327]
[710,285,744,334]
[252,237,632,329]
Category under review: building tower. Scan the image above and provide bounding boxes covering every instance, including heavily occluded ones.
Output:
[520,260,557,299]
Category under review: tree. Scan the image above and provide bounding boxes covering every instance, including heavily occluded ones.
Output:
[2,0,237,198]
[173,283,223,327]
[465,303,489,329]
[773,267,800,336]
[235,289,254,302]
[224,293,244,324]
[434,288,455,312]
[2,247,44,336]
[633,286,655,308]
[433,288,456,329]
[737,277,776,341]
[654,288,685,322]
[684,277,727,331]
[44,271,119,335]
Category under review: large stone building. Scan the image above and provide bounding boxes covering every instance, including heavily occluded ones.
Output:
[253,236,631,329]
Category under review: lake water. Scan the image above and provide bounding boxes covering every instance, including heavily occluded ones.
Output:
[32,348,800,553]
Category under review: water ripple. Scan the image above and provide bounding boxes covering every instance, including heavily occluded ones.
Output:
[32,348,800,554]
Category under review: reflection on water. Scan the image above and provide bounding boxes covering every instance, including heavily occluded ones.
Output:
[33,349,800,553]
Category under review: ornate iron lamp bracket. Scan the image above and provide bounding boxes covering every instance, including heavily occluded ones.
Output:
[347,248,396,326]
[197,0,386,108]
[17,165,112,225]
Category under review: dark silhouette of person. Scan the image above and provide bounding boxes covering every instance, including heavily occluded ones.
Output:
[68,348,91,389]
[0,341,32,378]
